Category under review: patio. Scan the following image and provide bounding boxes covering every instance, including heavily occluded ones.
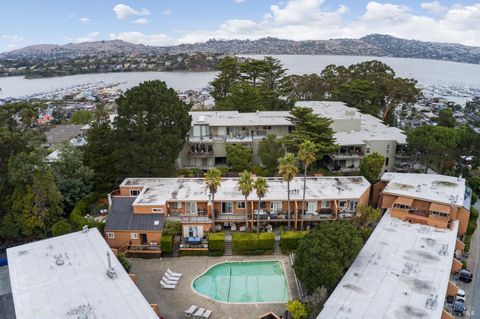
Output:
[131,255,299,319]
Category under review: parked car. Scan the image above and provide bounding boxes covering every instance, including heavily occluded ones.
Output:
[456,289,466,303]
[459,269,473,283]
[453,300,466,316]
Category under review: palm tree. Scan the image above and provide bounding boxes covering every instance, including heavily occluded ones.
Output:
[254,177,269,233]
[204,168,222,231]
[298,140,318,230]
[237,170,254,232]
[278,153,299,231]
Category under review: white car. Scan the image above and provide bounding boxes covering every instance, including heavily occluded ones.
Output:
[456,289,466,303]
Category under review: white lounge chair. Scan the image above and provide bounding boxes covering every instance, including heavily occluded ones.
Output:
[164,272,181,282]
[167,268,182,277]
[184,305,197,318]
[193,307,205,319]
[202,309,212,319]
[160,280,176,289]
[161,277,179,285]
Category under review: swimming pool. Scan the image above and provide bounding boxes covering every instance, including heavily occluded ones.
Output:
[192,261,289,303]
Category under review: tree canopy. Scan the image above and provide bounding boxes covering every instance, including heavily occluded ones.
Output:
[226,144,253,172]
[258,134,285,175]
[113,80,191,178]
[69,109,93,124]
[435,108,456,128]
[211,56,292,111]
[359,152,385,183]
[284,106,337,156]
[294,222,363,293]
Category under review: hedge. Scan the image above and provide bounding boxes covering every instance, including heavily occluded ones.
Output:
[232,232,275,255]
[280,231,308,253]
[467,220,477,236]
[161,235,173,254]
[180,250,209,256]
[208,232,225,254]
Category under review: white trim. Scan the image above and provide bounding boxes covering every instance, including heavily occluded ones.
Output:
[130,233,138,240]
[152,207,163,213]
[106,232,115,239]
[236,201,246,209]
[130,189,140,196]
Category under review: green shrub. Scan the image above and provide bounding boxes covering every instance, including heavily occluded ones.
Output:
[467,220,477,236]
[163,221,181,236]
[280,231,308,253]
[471,192,478,206]
[287,300,309,319]
[250,164,267,176]
[464,234,473,252]
[232,232,275,255]
[51,219,73,236]
[161,235,173,254]
[116,252,132,273]
[470,206,479,221]
[208,232,225,254]
[180,250,209,256]
[176,168,194,177]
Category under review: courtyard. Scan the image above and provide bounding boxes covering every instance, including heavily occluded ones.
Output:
[131,255,300,319]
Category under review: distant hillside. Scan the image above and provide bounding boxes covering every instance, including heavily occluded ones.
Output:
[2,34,480,64]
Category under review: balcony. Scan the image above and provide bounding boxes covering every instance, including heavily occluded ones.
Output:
[330,147,364,160]
[327,164,360,173]
[216,214,247,222]
[226,134,253,143]
[395,151,411,159]
[188,135,225,143]
[127,244,161,254]
[166,212,212,224]
[188,145,214,158]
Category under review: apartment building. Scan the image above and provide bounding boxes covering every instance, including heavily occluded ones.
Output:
[318,172,471,319]
[178,101,408,173]
[375,172,471,237]
[7,228,160,319]
[106,176,370,251]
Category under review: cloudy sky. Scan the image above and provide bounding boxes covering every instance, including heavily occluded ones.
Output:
[1,0,479,52]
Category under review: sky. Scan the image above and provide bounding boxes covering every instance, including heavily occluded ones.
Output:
[1,0,480,52]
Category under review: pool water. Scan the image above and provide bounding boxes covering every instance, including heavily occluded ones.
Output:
[192,261,289,303]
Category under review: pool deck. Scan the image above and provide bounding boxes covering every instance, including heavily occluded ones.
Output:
[131,255,299,319]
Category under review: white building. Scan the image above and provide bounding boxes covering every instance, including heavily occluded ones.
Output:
[179,101,408,173]
[7,228,158,319]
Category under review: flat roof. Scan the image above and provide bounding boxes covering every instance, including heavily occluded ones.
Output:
[381,173,467,207]
[121,176,371,206]
[106,197,164,231]
[7,228,158,319]
[189,101,406,144]
[317,211,459,319]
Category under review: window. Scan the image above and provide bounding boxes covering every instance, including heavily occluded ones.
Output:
[259,202,267,209]
[237,202,246,209]
[186,202,197,214]
[152,208,163,213]
[106,232,115,239]
[339,201,347,208]
[171,202,182,209]
[321,200,330,209]
[349,201,358,211]
[270,201,282,213]
[262,126,272,130]
[366,147,370,154]
[130,233,138,240]
[385,157,390,166]
[130,189,140,196]
[222,202,233,214]
[307,202,316,214]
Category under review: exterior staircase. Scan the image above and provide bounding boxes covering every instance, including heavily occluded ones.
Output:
[274,233,282,255]
[224,231,233,256]
[172,235,181,257]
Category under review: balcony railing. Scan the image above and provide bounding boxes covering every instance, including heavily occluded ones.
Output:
[166,215,212,223]
[226,135,253,143]
[127,244,161,253]
[216,214,246,221]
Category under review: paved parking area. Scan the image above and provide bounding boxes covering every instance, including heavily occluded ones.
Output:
[131,255,299,319]
[0,266,15,319]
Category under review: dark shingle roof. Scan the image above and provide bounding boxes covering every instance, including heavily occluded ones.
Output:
[105,197,164,231]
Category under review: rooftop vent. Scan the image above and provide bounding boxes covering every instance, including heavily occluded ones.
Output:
[416,185,421,192]
[425,294,438,310]
[82,225,89,233]
[106,251,117,279]
[154,220,160,226]
[54,254,65,266]
[439,244,448,256]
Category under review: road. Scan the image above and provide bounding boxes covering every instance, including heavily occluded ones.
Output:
[468,201,480,318]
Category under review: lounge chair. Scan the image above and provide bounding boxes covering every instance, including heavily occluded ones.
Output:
[160,280,176,289]
[202,309,212,319]
[167,268,182,277]
[184,305,197,318]
[164,272,181,281]
[193,307,205,319]
[161,277,179,285]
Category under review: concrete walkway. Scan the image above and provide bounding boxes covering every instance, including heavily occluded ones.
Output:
[131,255,298,319]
